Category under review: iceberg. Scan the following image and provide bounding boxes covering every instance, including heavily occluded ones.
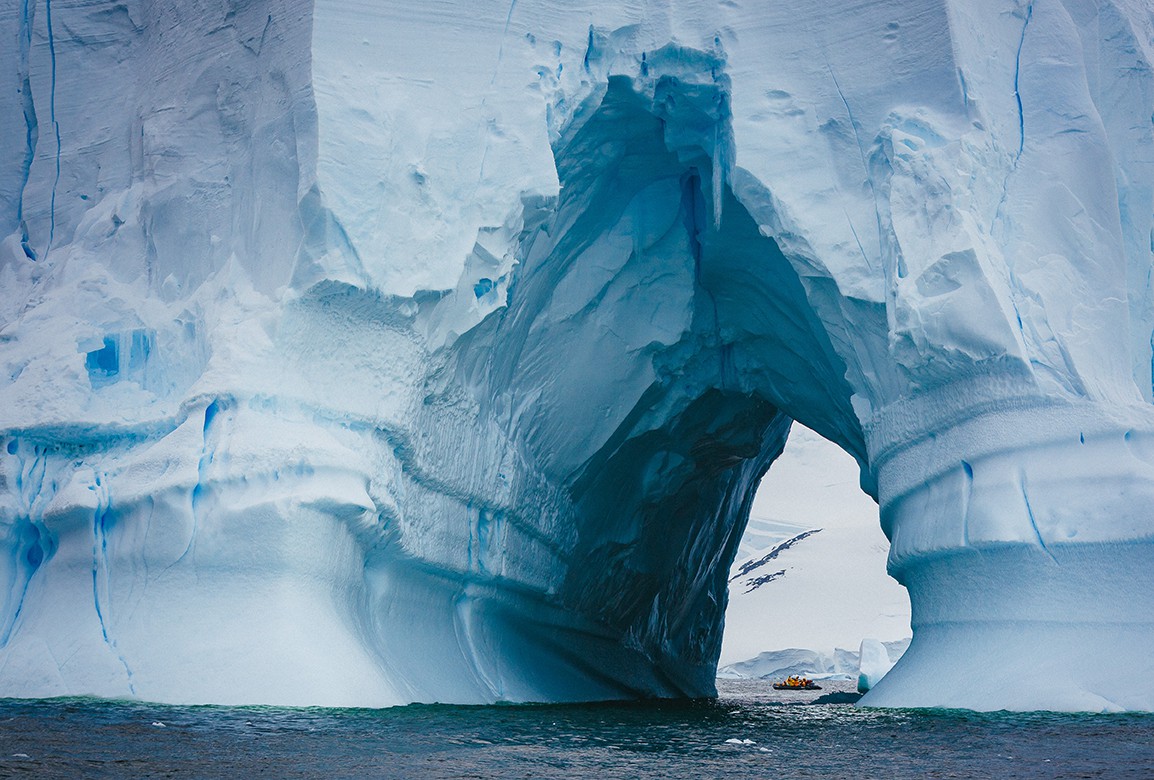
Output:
[856,639,895,693]
[716,639,909,683]
[1,0,1153,711]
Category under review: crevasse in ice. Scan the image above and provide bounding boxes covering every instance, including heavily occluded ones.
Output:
[1,0,1152,711]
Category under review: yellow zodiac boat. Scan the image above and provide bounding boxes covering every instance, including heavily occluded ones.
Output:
[772,676,822,690]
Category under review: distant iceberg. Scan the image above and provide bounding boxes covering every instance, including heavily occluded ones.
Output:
[857,639,897,693]
[718,639,910,683]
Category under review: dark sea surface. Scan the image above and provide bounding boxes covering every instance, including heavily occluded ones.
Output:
[1,680,1152,779]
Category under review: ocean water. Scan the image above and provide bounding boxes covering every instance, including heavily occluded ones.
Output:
[1,680,1151,779]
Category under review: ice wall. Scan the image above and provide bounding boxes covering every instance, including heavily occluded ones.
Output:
[1,0,1152,711]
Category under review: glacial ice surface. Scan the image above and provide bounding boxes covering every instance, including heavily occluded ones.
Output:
[1,0,1153,711]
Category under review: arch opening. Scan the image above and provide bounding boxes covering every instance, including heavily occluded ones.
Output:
[720,423,911,684]
[417,70,881,699]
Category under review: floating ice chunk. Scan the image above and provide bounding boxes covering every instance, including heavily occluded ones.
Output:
[857,639,895,693]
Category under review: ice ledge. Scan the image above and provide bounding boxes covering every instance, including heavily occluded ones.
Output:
[875,400,1154,565]
[863,542,1154,711]
[867,387,1154,544]
[868,373,1154,501]
[864,394,1154,711]
[867,396,1154,710]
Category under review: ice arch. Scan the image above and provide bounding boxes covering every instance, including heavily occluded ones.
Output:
[1,0,1153,711]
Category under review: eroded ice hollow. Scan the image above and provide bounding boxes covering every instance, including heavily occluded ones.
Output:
[1,0,1152,711]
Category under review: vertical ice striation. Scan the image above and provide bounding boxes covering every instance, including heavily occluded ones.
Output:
[0,0,1152,710]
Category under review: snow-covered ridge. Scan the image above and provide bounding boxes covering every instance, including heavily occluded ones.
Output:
[718,640,910,683]
[729,528,821,593]
[1,0,1152,711]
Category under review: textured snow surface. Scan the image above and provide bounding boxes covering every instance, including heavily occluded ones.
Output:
[2,0,1154,711]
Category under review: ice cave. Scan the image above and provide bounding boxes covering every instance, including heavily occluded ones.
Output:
[1,0,1153,712]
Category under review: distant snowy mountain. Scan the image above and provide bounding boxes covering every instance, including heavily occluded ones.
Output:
[730,526,822,594]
